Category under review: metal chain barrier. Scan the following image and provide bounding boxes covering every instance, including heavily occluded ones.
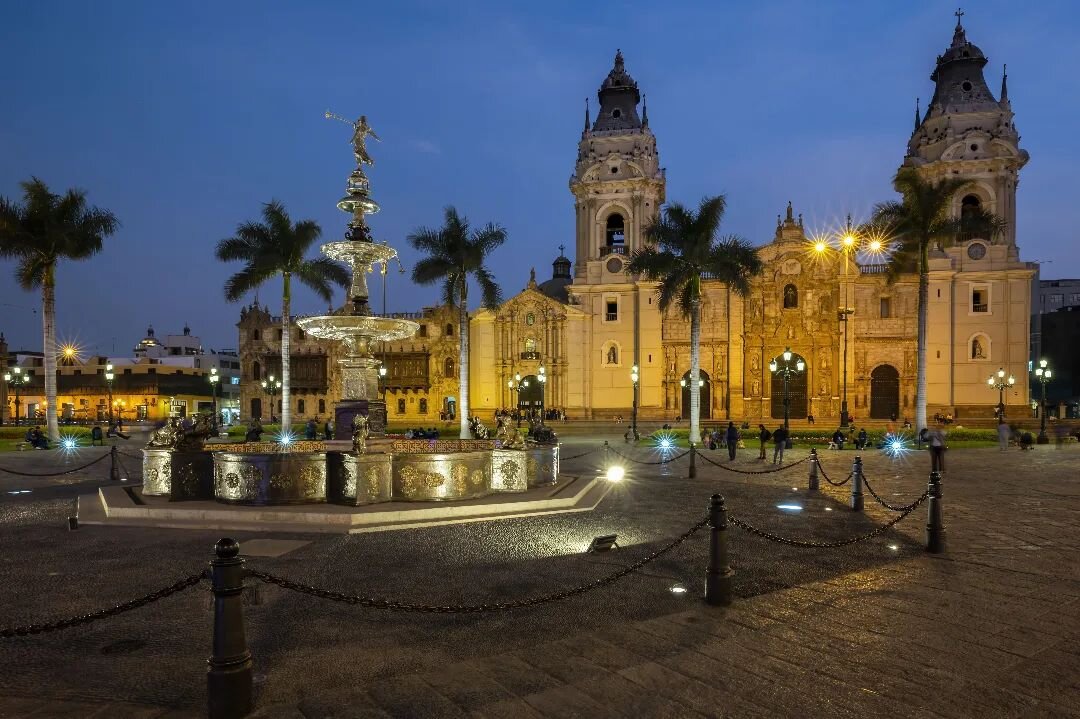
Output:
[0,451,111,477]
[860,474,926,512]
[607,447,690,466]
[728,491,928,548]
[818,460,852,486]
[117,449,144,461]
[247,516,710,613]
[696,452,810,474]
[560,447,598,461]
[0,570,207,638]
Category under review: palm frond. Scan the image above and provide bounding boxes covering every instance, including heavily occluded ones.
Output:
[295,257,350,303]
[412,256,455,286]
[224,265,278,303]
[474,265,503,311]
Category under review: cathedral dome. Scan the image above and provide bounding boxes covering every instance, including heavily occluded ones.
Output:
[925,14,1000,118]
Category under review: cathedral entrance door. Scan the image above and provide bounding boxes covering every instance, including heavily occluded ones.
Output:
[770,353,808,420]
[518,375,544,416]
[250,398,262,421]
[680,370,712,420]
[870,365,900,419]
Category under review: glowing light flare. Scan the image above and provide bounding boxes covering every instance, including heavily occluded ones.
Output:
[669,586,688,595]
[606,465,625,483]
[882,433,913,460]
[275,431,297,450]
[654,432,676,453]
[58,433,82,455]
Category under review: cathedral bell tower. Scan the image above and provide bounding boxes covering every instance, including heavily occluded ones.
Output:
[569,50,665,283]
[904,11,1028,249]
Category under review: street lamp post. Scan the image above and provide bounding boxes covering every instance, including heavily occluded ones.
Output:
[507,373,530,427]
[537,365,547,419]
[3,367,29,426]
[105,363,115,426]
[261,375,281,424]
[987,367,1016,421]
[209,367,220,429]
[629,364,640,441]
[769,347,805,449]
[839,218,857,427]
[1034,359,1052,444]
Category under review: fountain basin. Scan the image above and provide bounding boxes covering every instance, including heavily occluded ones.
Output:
[296,315,419,344]
[213,452,328,505]
[142,450,215,501]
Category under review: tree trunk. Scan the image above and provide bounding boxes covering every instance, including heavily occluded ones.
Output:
[42,268,59,441]
[915,243,929,434]
[689,298,702,445]
[458,282,471,439]
[280,272,291,432]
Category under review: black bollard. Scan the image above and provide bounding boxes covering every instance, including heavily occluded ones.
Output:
[208,538,253,719]
[808,447,819,492]
[603,440,610,470]
[688,442,697,479]
[925,471,946,554]
[704,494,734,606]
[109,446,120,481]
[850,455,864,512]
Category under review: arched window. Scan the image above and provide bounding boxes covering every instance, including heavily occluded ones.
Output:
[606,346,618,365]
[961,194,982,217]
[297,399,305,414]
[252,329,260,341]
[419,398,428,414]
[252,361,261,381]
[318,399,325,414]
[783,284,799,309]
[444,357,454,378]
[397,398,406,414]
[960,195,983,242]
[605,213,625,247]
[445,323,453,337]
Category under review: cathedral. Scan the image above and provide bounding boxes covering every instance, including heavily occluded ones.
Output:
[238,17,1034,426]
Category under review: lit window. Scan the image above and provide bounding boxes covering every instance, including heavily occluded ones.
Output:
[606,300,618,322]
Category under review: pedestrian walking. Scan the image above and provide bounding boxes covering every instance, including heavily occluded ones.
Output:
[725,422,739,461]
[305,418,317,440]
[772,425,788,464]
[997,419,1010,451]
[928,422,947,473]
[757,423,770,460]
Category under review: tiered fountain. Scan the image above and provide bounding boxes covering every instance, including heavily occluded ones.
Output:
[141,112,558,507]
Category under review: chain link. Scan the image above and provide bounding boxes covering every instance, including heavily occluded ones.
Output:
[696,452,809,474]
[860,474,926,512]
[559,447,598,461]
[728,492,928,548]
[0,570,207,638]
[248,516,710,613]
[606,447,690,466]
[0,451,111,478]
[117,449,145,461]
[818,460,851,486]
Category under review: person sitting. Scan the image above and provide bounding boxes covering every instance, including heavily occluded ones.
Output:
[807,413,816,425]
[856,428,868,450]
[903,417,912,429]
[90,425,104,446]
[405,428,414,439]
[106,422,130,440]
[244,419,263,442]
[305,418,318,440]
[1019,431,1034,450]
[323,420,333,440]
[830,428,845,450]
[30,427,49,450]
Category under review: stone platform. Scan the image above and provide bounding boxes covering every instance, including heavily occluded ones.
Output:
[79,472,608,534]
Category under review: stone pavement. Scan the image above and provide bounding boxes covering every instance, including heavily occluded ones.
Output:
[0,442,1078,718]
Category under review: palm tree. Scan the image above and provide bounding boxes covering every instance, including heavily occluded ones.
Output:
[0,178,119,441]
[409,206,506,439]
[628,195,763,445]
[216,200,349,431]
[868,167,1004,433]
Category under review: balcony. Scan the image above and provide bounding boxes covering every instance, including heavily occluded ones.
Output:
[599,245,627,257]
[520,351,541,360]
[972,303,988,313]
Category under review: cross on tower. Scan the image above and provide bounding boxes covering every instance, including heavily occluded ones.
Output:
[955,7,964,24]
[558,244,565,255]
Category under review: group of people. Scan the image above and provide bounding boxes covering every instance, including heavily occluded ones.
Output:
[404,427,440,439]
[702,422,790,464]
[301,418,336,440]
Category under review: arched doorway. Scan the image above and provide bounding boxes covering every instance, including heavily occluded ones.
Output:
[680,370,712,420]
[770,352,808,420]
[870,365,900,419]
[517,375,544,415]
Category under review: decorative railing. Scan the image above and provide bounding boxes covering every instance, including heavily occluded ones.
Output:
[599,246,627,257]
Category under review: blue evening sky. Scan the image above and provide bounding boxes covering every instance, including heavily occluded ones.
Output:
[1,0,1076,353]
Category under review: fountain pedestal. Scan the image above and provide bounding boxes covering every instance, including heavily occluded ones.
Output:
[334,399,386,440]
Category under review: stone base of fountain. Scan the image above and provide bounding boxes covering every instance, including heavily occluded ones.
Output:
[334,399,387,439]
[140,444,559,506]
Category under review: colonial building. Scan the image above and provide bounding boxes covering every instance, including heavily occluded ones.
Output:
[238,18,1035,426]
[237,303,460,426]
